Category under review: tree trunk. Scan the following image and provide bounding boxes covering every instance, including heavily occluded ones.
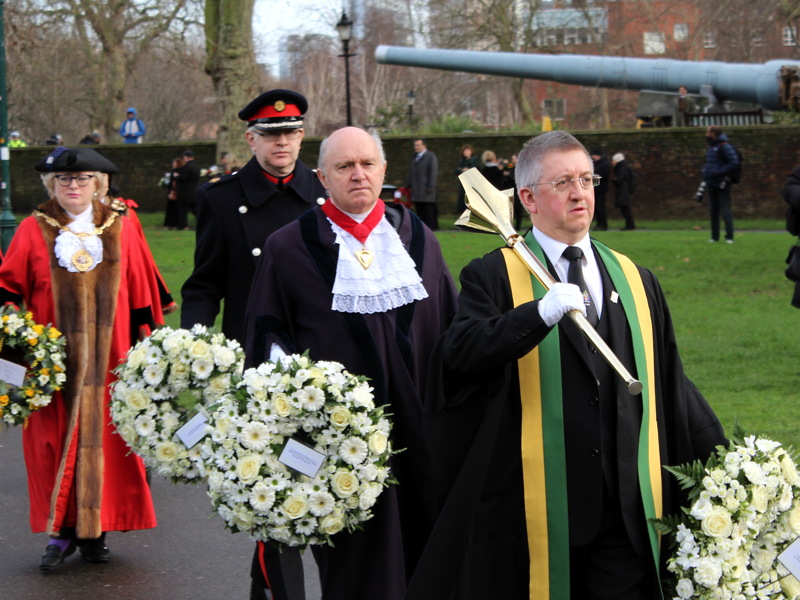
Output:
[205,0,259,162]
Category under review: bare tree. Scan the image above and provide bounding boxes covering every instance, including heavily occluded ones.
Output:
[204,0,260,161]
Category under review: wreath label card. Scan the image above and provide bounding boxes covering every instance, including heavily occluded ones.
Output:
[0,357,26,387]
[779,538,800,580]
[279,438,326,478]
[176,411,208,449]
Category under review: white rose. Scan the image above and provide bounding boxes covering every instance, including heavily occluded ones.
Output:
[368,431,388,454]
[319,510,345,535]
[282,495,309,520]
[188,339,211,359]
[273,394,292,418]
[782,455,800,486]
[750,485,770,513]
[331,469,359,498]
[236,455,262,483]
[675,578,694,599]
[329,406,351,429]
[155,441,179,464]
[127,346,147,369]
[788,503,800,535]
[125,389,149,412]
[701,507,733,538]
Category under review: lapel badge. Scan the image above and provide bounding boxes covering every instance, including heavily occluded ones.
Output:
[610,291,619,304]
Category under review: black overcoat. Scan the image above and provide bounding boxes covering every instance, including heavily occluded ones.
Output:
[180,156,325,342]
[244,204,459,600]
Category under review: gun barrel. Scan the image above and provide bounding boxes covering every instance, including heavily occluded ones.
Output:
[375,45,800,111]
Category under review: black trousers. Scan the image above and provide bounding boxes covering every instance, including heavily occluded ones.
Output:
[250,542,306,600]
[569,499,658,600]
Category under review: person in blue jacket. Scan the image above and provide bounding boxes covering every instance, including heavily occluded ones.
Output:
[118,107,146,144]
[702,125,739,243]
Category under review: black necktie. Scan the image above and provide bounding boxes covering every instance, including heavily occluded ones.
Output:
[563,246,599,326]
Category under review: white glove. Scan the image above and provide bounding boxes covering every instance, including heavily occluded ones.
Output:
[537,282,586,327]
[269,343,287,363]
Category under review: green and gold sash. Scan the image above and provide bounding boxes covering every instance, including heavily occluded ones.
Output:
[502,234,662,600]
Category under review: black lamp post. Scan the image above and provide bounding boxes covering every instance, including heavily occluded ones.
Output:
[0,0,16,252]
[406,90,415,130]
[335,11,355,126]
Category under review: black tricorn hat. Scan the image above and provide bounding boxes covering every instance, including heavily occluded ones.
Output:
[34,147,119,174]
[238,89,308,130]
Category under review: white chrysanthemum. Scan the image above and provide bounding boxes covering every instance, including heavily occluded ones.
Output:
[250,481,277,513]
[142,363,165,386]
[191,358,214,380]
[300,386,326,411]
[308,491,336,517]
[240,421,271,452]
[134,414,156,437]
[294,517,318,536]
[339,437,369,466]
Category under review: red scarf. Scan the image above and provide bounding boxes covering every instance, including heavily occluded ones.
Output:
[320,199,385,244]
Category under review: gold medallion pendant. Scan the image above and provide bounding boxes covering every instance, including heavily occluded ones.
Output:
[355,248,374,270]
[71,248,94,272]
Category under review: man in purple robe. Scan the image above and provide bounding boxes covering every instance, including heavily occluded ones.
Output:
[244,126,458,600]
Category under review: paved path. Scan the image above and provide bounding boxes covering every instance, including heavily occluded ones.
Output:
[0,425,321,600]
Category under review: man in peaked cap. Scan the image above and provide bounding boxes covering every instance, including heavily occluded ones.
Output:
[180,89,326,600]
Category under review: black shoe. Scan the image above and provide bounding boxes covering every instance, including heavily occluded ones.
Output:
[79,537,111,563]
[39,542,76,572]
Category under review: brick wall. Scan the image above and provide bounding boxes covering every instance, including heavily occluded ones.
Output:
[8,125,799,220]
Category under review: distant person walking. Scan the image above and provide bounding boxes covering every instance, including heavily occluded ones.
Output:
[406,138,439,230]
[174,150,200,230]
[702,125,739,243]
[591,149,611,231]
[119,107,146,144]
[612,152,635,231]
[454,144,480,213]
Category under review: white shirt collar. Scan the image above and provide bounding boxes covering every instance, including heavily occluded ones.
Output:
[531,227,603,315]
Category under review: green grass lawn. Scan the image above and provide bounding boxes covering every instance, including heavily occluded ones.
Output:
[135,211,800,449]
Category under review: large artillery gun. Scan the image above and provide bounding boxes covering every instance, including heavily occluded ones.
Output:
[375,45,800,114]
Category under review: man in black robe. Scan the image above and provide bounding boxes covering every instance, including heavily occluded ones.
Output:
[245,126,458,600]
[408,131,725,600]
[180,89,326,600]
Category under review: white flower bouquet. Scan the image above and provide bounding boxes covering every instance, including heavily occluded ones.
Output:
[655,426,800,599]
[110,325,244,483]
[200,353,395,548]
[0,305,66,427]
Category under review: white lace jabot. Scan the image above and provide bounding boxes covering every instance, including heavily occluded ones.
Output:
[327,215,428,314]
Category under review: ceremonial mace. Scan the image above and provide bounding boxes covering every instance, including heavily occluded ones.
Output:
[456,168,643,396]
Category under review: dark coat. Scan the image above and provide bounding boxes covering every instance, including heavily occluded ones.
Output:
[244,204,459,600]
[180,155,325,343]
[408,241,725,600]
[781,165,800,308]
[702,133,739,188]
[613,160,633,207]
[593,155,611,197]
[406,151,438,204]
[174,159,201,205]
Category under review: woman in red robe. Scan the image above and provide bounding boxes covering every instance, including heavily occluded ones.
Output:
[0,147,159,571]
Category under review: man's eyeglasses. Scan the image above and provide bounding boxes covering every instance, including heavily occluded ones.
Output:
[532,175,601,193]
[256,129,303,141]
[54,174,95,187]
